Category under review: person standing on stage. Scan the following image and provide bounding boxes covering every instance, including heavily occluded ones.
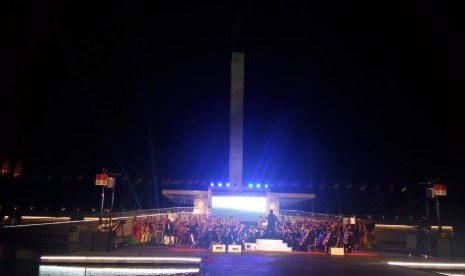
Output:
[265,209,277,239]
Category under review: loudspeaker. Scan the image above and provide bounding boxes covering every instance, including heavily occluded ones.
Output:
[212,244,226,252]
[343,217,356,225]
[228,244,242,253]
[245,243,257,250]
[329,247,344,255]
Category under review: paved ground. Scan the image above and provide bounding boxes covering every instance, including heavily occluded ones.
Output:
[2,244,465,275]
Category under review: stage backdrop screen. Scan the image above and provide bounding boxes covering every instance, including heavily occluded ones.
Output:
[211,196,267,222]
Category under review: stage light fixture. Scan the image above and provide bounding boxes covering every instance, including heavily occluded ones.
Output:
[226,183,230,187]
[256,184,261,188]
[264,184,268,188]
[210,182,214,187]
[248,183,253,188]
[218,182,223,187]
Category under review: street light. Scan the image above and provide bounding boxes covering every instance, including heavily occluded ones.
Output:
[420,181,447,237]
[95,169,121,251]
[419,181,432,226]
[94,170,121,228]
[95,169,109,225]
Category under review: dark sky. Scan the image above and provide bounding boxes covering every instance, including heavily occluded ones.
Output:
[2,2,464,217]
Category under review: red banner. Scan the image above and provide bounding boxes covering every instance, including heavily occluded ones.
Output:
[434,184,447,196]
[95,173,108,186]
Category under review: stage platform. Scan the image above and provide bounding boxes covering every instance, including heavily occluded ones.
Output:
[246,239,292,252]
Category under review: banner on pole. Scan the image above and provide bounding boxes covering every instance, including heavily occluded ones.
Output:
[434,184,447,196]
[107,177,115,188]
[95,173,108,186]
[427,187,435,198]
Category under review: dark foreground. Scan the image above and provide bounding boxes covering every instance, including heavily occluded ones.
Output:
[2,244,465,276]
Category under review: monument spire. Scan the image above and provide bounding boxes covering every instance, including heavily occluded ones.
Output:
[229,52,245,188]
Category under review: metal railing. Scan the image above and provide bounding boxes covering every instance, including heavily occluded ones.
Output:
[108,207,194,219]
[108,208,342,221]
[279,210,342,221]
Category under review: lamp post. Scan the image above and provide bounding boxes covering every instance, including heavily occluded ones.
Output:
[435,192,442,236]
[419,182,432,226]
[106,173,120,251]
[106,173,121,228]
[95,169,109,225]
[433,184,447,237]
[95,170,121,250]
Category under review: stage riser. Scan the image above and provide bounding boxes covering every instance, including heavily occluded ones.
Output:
[211,244,243,253]
[253,239,292,252]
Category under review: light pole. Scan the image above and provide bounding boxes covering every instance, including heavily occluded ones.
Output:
[106,173,121,229]
[419,181,432,226]
[432,183,447,237]
[95,170,121,250]
[106,173,121,251]
[435,192,442,236]
[95,169,109,225]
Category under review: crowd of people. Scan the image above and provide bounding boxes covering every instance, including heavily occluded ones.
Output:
[281,215,376,252]
[127,211,376,253]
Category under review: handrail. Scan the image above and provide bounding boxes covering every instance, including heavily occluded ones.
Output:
[106,208,341,221]
[108,207,194,219]
[279,210,342,220]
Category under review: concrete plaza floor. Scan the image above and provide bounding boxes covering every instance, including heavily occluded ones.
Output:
[103,246,465,275]
[0,245,465,276]
[3,243,465,276]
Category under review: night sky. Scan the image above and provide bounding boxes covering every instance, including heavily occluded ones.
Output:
[2,2,464,219]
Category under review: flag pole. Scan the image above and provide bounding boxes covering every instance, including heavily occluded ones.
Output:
[99,185,105,225]
[106,173,120,250]
[433,183,447,238]
[419,182,431,227]
[435,193,442,237]
[98,168,107,226]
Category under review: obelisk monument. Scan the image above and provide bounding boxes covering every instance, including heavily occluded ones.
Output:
[229,52,244,188]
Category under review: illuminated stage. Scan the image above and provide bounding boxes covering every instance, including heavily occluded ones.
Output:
[253,239,292,252]
[162,187,315,219]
